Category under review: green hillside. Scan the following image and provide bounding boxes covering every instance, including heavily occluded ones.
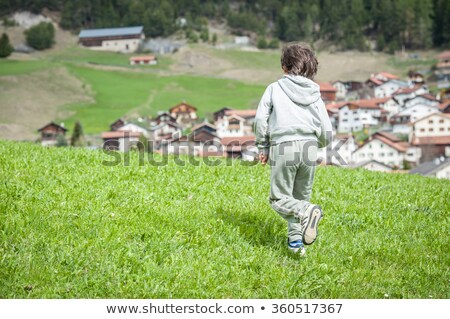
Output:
[0,141,449,298]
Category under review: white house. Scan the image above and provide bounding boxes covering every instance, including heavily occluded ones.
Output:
[101,131,142,152]
[380,97,401,118]
[326,102,363,133]
[410,113,450,139]
[332,81,347,100]
[352,131,412,168]
[392,86,429,106]
[216,114,246,137]
[317,133,357,166]
[391,104,440,134]
[116,123,150,138]
[403,94,439,109]
[374,79,409,98]
[78,26,145,53]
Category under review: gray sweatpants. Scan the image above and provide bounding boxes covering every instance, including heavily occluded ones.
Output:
[269,140,318,242]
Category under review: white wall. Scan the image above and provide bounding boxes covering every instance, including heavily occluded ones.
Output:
[413,114,450,137]
[353,138,404,168]
[337,106,363,133]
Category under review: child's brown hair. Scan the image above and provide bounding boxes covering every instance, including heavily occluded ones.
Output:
[281,43,318,80]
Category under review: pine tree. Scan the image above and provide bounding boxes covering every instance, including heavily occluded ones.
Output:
[70,121,85,147]
[0,33,13,58]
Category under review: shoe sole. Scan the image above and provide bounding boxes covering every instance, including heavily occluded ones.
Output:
[302,206,323,245]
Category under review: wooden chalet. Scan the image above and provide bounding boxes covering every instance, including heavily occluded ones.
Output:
[38,122,67,146]
[169,102,198,127]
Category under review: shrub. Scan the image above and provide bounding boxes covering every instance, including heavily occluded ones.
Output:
[25,22,55,50]
[0,33,14,58]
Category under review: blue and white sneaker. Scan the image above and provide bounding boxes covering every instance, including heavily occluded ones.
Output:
[288,240,306,256]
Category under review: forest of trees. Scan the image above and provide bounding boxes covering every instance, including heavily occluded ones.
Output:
[0,0,449,51]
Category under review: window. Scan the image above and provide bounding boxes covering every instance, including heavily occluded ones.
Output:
[440,128,445,132]
[353,111,358,115]
[420,128,425,132]
[343,112,348,116]
[380,144,384,148]
[380,153,385,157]
[429,120,433,124]
[439,119,444,124]
[429,128,434,132]
[389,152,394,157]
[342,119,348,122]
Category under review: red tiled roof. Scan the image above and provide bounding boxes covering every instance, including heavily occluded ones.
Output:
[129,55,156,62]
[317,81,337,92]
[375,135,409,152]
[367,77,384,86]
[412,136,450,146]
[326,101,350,110]
[378,72,399,80]
[221,135,256,145]
[221,135,256,152]
[101,131,142,139]
[355,97,390,109]
[225,109,257,118]
[416,94,438,101]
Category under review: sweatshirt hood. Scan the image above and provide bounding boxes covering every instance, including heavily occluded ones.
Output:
[277,74,321,105]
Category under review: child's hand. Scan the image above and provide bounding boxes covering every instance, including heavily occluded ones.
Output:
[259,153,269,166]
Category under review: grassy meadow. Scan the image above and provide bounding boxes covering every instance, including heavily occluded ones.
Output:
[0,141,449,298]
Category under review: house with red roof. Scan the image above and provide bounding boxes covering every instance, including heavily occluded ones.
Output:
[352,131,415,168]
[392,86,429,105]
[390,103,440,134]
[214,109,257,137]
[317,81,337,102]
[374,79,409,98]
[129,55,157,65]
[403,94,440,109]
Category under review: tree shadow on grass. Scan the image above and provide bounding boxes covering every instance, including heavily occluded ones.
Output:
[215,207,302,258]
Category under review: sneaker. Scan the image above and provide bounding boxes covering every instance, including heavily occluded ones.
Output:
[288,240,306,256]
[301,205,323,245]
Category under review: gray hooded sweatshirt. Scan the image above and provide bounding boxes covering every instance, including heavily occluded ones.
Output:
[254,74,333,154]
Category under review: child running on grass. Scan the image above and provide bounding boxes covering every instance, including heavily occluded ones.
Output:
[254,43,332,255]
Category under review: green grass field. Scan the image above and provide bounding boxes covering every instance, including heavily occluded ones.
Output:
[62,64,264,133]
[1,141,448,298]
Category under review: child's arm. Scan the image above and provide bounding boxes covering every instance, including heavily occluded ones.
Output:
[316,99,333,148]
[254,85,273,163]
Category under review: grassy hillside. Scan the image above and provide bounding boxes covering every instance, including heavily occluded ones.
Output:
[0,141,448,298]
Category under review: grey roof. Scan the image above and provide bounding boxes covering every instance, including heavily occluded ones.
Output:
[79,26,143,38]
[349,160,393,169]
[409,158,450,176]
